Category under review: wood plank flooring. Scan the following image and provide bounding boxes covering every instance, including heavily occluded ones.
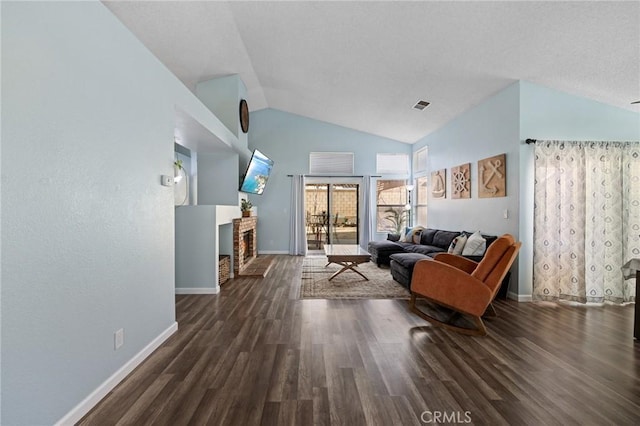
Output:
[79,255,640,425]
[238,255,275,278]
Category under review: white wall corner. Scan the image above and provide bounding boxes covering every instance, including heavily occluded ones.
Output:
[55,322,178,426]
[507,291,532,302]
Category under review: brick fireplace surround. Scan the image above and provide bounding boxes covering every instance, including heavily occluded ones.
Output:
[232,217,258,276]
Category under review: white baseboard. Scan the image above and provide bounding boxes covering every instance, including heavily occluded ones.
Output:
[507,291,532,302]
[258,250,289,255]
[175,286,220,295]
[56,321,178,425]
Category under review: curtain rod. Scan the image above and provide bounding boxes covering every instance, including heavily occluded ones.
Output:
[287,174,382,178]
[525,138,537,145]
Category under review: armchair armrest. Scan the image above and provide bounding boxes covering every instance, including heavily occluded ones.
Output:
[433,253,478,274]
[411,259,492,317]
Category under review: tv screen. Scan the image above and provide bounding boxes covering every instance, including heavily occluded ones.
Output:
[240,149,274,195]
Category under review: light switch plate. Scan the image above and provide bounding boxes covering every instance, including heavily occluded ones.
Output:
[114,328,124,350]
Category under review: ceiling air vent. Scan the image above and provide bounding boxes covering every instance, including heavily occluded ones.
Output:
[413,100,430,110]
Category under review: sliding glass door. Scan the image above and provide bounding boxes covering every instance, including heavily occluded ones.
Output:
[305,181,359,251]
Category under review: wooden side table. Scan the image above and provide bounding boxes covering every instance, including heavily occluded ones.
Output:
[622,259,640,340]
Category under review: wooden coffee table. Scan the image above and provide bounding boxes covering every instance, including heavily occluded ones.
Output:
[324,244,371,281]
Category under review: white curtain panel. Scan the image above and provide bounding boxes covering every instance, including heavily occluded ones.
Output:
[289,174,307,256]
[533,141,639,303]
[360,175,376,250]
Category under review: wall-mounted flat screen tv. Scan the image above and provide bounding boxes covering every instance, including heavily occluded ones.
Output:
[239,149,274,195]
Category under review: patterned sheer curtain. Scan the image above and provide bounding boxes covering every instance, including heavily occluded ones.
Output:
[533,141,640,303]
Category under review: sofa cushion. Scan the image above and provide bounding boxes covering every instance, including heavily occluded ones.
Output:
[389,252,430,268]
[419,228,438,246]
[368,240,407,266]
[368,240,404,253]
[405,244,446,256]
[387,233,401,242]
[432,230,461,249]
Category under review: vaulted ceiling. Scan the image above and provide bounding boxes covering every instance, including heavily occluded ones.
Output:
[104,1,640,144]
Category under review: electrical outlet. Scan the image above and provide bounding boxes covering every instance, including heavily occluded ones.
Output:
[503,209,509,219]
[114,328,124,350]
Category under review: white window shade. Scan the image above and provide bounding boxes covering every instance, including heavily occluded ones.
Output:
[309,152,354,174]
[377,153,409,175]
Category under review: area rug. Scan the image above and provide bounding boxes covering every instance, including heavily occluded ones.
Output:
[300,256,410,299]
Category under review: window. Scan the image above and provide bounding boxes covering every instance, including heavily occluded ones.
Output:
[376,179,408,233]
[413,147,428,173]
[415,175,428,226]
[376,153,409,175]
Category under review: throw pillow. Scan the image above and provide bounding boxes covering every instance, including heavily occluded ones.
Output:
[400,227,412,242]
[462,231,487,256]
[447,234,468,255]
[401,226,425,243]
[412,230,423,244]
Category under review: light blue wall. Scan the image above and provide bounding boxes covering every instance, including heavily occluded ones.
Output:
[412,80,640,298]
[413,83,521,237]
[198,152,240,205]
[1,1,236,423]
[412,83,521,293]
[196,75,251,160]
[520,81,640,141]
[175,206,218,289]
[518,81,640,298]
[248,109,411,253]
[197,76,243,139]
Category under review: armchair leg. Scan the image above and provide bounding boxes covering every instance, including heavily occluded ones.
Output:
[409,292,488,336]
[483,303,498,318]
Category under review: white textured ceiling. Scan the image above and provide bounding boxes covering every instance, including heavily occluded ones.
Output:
[104,1,640,144]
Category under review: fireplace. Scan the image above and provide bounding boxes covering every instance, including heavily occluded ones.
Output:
[233,217,258,276]
[242,231,253,260]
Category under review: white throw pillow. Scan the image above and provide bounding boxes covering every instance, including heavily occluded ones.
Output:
[462,231,487,256]
[447,234,468,255]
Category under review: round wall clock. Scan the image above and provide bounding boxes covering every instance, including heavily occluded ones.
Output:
[239,99,249,133]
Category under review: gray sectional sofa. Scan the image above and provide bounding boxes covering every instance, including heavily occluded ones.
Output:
[367,228,499,289]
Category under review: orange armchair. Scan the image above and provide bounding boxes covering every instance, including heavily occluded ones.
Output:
[409,234,521,336]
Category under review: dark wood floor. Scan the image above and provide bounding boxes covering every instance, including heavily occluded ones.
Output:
[80,255,640,425]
